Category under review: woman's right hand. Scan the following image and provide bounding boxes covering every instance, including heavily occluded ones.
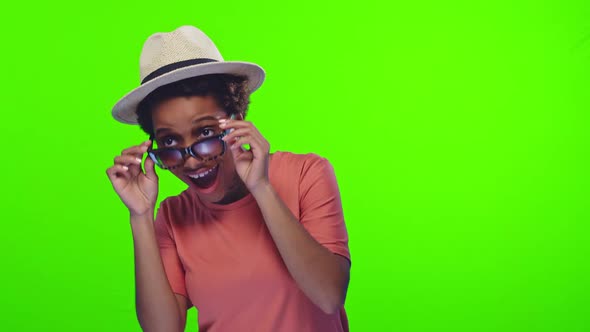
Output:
[106,141,159,217]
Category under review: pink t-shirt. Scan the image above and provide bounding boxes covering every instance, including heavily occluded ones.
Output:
[154,151,351,331]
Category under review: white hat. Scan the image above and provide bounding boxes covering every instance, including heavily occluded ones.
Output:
[112,25,265,124]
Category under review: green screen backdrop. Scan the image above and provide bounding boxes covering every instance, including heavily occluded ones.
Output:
[1,1,588,331]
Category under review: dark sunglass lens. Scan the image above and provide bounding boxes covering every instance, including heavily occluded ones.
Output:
[155,149,183,167]
[192,137,223,158]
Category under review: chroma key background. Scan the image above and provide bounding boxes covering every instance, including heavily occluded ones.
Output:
[0,1,588,331]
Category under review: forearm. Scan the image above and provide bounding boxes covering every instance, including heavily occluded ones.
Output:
[251,183,349,314]
[130,212,184,332]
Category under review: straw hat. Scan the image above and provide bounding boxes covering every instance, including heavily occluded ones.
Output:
[112,25,265,124]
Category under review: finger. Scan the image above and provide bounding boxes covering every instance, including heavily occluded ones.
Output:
[106,164,131,182]
[143,155,158,181]
[219,119,256,131]
[228,136,249,160]
[121,141,151,156]
[230,136,262,157]
[236,135,268,160]
[221,122,266,151]
[115,154,143,178]
[231,142,252,163]
[230,134,250,150]
[114,155,143,167]
[222,128,253,144]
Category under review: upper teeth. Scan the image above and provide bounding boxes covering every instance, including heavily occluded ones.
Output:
[188,166,215,179]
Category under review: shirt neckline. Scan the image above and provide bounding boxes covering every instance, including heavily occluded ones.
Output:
[195,190,256,211]
[190,152,281,211]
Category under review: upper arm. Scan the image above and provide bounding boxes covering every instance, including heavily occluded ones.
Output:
[335,254,351,289]
[155,202,192,331]
[154,203,190,298]
[336,254,351,275]
[175,294,190,330]
[299,156,351,261]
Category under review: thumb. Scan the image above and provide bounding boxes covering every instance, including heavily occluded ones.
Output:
[144,155,158,181]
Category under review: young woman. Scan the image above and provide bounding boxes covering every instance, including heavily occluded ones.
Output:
[106,25,351,332]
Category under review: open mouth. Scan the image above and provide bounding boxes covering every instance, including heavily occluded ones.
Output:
[187,165,219,189]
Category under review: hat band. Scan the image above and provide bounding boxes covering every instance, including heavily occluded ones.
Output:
[141,58,218,84]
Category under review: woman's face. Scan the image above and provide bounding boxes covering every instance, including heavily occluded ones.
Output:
[151,95,244,203]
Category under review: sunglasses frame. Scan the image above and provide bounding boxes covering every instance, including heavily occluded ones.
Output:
[147,114,237,170]
[148,129,232,170]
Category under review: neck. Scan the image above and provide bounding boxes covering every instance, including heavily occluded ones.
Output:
[214,173,250,205]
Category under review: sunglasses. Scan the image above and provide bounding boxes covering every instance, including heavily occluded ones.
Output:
[148,115,235,170]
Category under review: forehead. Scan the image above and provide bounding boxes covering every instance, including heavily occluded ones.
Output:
[152,96,226,130]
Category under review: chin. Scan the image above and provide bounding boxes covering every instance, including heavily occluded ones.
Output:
[175,156,237,203]
[188,167,232,203]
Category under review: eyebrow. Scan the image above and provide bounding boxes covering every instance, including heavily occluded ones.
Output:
[154,115,220,136]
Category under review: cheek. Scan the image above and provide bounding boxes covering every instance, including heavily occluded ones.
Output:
[220,154,235,181]
[221,149,235,170]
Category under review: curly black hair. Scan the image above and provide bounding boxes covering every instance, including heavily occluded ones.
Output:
[136,74,251,137]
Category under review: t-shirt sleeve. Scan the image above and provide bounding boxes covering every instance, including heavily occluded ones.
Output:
[299,156,351,262]
[153,200,191,301]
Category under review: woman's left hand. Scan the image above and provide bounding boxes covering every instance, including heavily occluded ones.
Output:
[220,119,270,193]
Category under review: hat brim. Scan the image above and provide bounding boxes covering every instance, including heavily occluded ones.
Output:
[112,61,265,124]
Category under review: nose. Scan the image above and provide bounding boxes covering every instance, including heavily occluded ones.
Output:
[182,152,203,170]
